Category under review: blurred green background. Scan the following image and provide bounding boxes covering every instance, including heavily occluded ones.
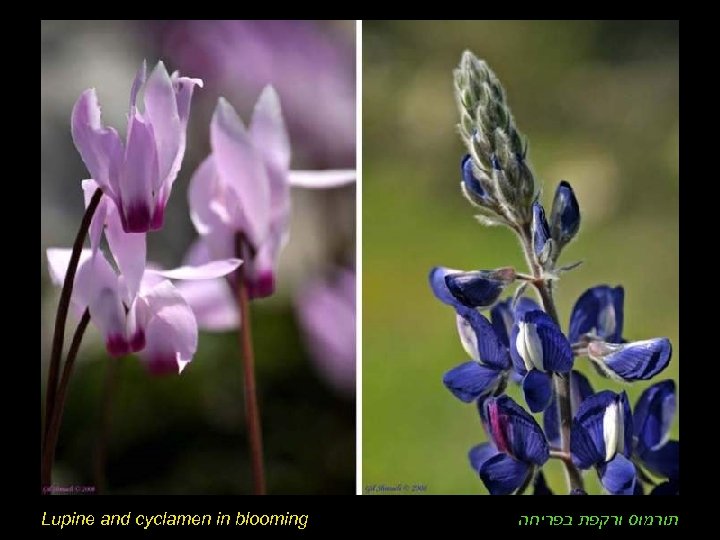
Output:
[41,20,355,494]
[362,20,678,494]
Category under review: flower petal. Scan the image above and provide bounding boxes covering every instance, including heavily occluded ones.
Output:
[443,361,503,403]
[512,310,573,374]
[589,338,672,381]
[211,97,271,246]
[456,308,510,370]
[522,370,553,412]
[633,380,676,453]
[143,61,180,188]
[571,391,617,469]
[428,266,461,307]
[139,280,198,375]
[598,454,636,495]
[486,395,549,465]
[119,111,158,233]
[81,179,108,253]
[288,170,356,189]
[550,180,580,248]
[129,60,147,110]
[640,440,679,481]
[103,202,147,300]
[445,268,515,309]
[187,156,224,236]
[171,71,204,128]
[468,443,498,473]
[250,85,290,173]
[568,285,624,343]
[514,297,541,318]
[71,89,123,197]
[175,278,239,331]
[532,202,551,257]
[148,259,242,281]
[490,298,514,348]
[479,453,531,495]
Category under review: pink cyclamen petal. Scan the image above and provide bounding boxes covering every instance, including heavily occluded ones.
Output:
[71,89,123,197]
[175,279,240,331]
[249,85,291,173]
[120,112,158,233]
[288,169,356,189]
[296,269,356,396]
[147,258,242,281]
[211,97,271,246]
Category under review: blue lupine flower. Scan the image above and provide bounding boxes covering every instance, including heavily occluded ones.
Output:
[468,395,549,495]
[442,307,511,402]
[587,338,672,381]
[490,297,540,347]
[429,266,515,309]
[570,390,636,495]
[633,380,679,482]
[461,154,492,205]
[510,309,574,412]
[544,370,594,447]
[550,181,580,248]
[568,285,625,343]
[532,202,551,258]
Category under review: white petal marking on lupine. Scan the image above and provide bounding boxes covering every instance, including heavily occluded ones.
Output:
[516,322,544,371]
[456,313,479,362]
[598,303,616,336]
[602,400,625,462]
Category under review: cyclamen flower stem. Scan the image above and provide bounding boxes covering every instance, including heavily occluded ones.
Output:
[41,308,91,489]
[44,188,103,443]
[94,359,120,494]
[234,234,266,495]
[518,226,584,493]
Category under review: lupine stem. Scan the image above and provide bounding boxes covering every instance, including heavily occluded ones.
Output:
[41,308,91,489]
[234,234,266,495]
[518,224,584,493]
[44,188,103,443]
[94,358,120,494]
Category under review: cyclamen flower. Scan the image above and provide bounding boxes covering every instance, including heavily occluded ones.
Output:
[510,309,574,412]
[442,307,511,402]
[570,390,636,495]
[296,268,356,396]
[71,60,202,233]
[188,88,355,298]
[429,266,516,310]
[468,396,549,495]
[633,380,679,483]
[46,183,240,374]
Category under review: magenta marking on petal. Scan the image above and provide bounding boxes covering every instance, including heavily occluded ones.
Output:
[150,201,165,231]
[123,203,153,233]
[129,329,146,353]
[145,354,180,376]
[248,271,275,299]
[106,334,130,357]
[488,401,511,455]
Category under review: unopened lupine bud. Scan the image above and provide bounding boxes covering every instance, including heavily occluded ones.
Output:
[550,180,581,250]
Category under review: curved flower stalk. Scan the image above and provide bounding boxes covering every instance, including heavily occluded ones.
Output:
[71,60,202,233]
[428,50,678,495]
[188,88,355,298]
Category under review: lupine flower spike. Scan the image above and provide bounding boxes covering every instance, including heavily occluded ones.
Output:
[428,51,677,495]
